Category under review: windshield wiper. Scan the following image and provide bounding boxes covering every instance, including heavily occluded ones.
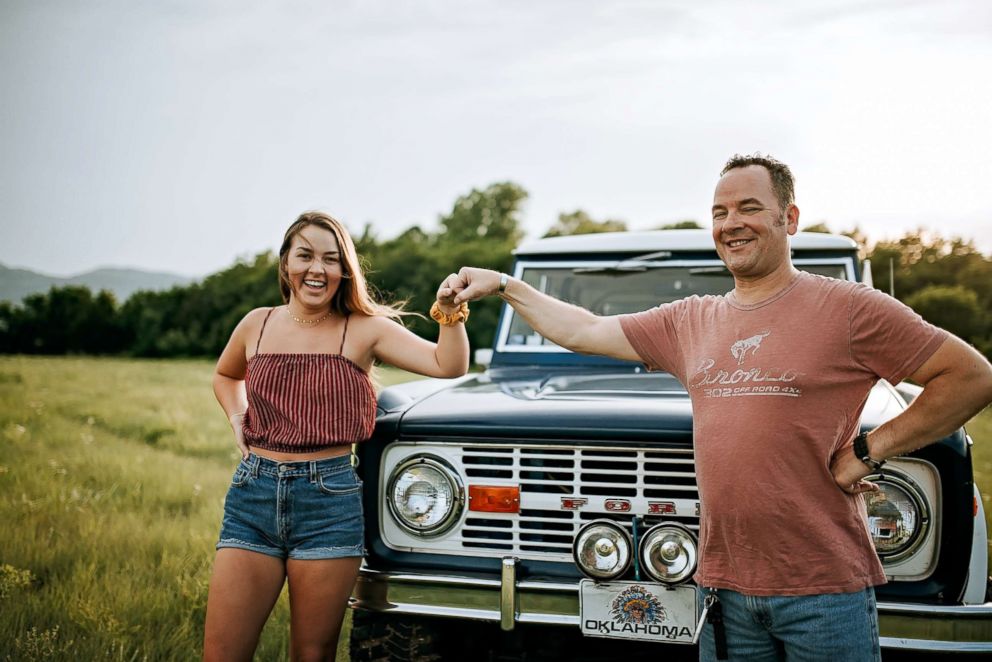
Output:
[688,266,731,276]
[572,250,673,274]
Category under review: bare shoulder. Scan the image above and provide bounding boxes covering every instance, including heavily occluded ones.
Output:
[347,311,409,346]
[217,306,277,378]
[229,306,279,347]
[233,306,275,335]
[348,311,400,333]
[246,305,278,323]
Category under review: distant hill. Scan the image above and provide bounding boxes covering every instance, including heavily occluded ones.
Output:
[0,263,194,304]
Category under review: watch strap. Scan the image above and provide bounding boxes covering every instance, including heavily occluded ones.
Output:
[853,432,886,471]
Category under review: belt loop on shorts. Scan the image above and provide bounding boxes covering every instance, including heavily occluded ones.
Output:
[249,453,260,478]
[308,460,317,483]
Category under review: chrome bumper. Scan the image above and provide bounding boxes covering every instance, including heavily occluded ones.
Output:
[352,566,992,653]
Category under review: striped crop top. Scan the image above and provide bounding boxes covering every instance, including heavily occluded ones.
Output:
[242,308,377,452]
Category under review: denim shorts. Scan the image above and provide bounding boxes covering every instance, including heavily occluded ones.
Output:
[216,453,365,560]
[696,585,880,662]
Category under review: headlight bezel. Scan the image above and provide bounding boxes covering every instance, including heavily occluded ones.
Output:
[572,518,634,580]
[386,454,465,537]
[864,470,931,564]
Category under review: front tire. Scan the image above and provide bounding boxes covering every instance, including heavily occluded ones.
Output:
[349,610,442,662]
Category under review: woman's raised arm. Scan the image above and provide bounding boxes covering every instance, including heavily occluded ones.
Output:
[369,274,470,378]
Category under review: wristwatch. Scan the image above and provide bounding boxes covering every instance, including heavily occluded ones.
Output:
[497,272,509,296]
[853,432,886,472]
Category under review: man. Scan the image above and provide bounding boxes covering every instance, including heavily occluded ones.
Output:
[443,154,992,661]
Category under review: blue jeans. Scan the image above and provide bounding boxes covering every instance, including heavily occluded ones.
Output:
[697,586,880,662]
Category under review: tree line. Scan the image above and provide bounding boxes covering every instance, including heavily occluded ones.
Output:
[1,182,990,361]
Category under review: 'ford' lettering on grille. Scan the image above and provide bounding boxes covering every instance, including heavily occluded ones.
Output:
[561,497,588,510]
[605,499,632,512]
[648,501,677,515]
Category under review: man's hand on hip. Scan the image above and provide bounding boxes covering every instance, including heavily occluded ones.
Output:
[830,450,880,495]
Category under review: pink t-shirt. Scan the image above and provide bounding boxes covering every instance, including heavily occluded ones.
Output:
[619,271,946,595]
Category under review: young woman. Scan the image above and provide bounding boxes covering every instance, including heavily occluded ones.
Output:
[204,211,469,661]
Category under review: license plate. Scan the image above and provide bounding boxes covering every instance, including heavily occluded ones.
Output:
[579,579,697,644]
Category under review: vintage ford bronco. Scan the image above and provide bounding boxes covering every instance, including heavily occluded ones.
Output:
[350,230,992,660]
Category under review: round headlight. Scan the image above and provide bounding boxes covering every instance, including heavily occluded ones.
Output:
[573,519,632,580]
[387,455,464,536]
[864,472,930,563]
[639,523,698,584]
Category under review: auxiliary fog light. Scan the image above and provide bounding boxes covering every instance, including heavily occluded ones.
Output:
[573,519,632,580]
[387,455,464,536]
[640,522,698,584]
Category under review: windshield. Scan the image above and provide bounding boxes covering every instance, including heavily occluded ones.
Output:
[503,262,849,349]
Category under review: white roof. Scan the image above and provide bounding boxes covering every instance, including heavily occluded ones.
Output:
[514,229,857,255]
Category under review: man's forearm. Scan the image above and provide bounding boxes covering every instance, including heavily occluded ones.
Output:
[870,370,992,460]
[832,336,992,491]
[869,338,992,461]
[450,267,640,361]
[499,276,603,353]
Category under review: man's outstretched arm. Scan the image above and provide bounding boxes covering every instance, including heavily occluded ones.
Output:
[446,267,641,362]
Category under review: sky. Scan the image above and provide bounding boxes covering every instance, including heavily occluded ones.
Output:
[1,0,990,278]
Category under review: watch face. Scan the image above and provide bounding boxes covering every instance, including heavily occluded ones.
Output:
[861,455,883,471]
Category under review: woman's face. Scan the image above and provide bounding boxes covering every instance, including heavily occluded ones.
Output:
[284,224,344,310]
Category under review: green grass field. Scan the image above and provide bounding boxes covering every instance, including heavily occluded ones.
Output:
[1,356,990,660]
[0,356,424,661]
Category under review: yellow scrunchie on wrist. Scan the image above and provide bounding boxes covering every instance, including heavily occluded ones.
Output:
[430,301,470,326]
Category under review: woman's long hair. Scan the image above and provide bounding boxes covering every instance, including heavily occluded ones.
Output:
[278,211,405,320]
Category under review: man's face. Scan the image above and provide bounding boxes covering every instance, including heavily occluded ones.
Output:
[711,165,798,280]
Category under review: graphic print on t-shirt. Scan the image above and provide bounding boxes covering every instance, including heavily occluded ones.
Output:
[729,331,770,365]
[688,331,805,399]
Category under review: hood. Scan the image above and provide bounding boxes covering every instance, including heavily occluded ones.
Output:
[391,367,906,442]
[398,369,691,441]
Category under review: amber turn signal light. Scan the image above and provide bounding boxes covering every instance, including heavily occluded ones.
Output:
[468,485,520,513]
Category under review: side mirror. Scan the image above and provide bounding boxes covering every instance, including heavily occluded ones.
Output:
[474,348,493,367]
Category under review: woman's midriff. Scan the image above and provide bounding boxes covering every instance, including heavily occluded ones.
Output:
[250,445,354,462]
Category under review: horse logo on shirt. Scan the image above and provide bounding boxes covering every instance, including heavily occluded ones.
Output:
[730,332,771,365]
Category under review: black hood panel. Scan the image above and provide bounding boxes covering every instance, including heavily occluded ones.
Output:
[393,367,904,442]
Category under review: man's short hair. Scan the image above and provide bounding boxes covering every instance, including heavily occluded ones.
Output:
[721,153,795,212]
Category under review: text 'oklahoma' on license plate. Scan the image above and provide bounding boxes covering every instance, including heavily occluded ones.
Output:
[579,579,697,644]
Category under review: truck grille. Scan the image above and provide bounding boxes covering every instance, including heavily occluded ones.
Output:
[382,442,699,563]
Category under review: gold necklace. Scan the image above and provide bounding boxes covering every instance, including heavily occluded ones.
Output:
[288,308,332,326]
